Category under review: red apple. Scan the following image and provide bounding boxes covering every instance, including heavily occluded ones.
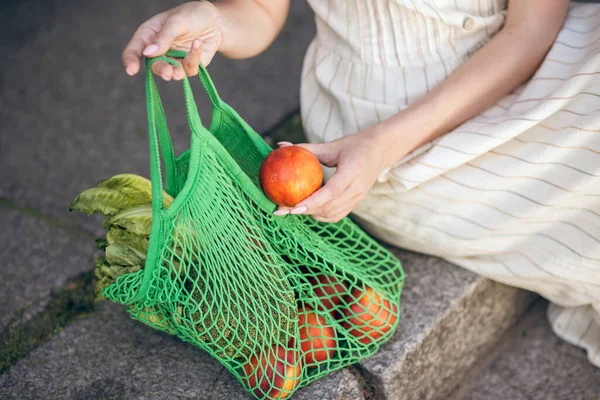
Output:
[341,286,398,345]
[259,146,323,207]
[242,345,302,399]
[307,274,347,313]
[298,306,336,366]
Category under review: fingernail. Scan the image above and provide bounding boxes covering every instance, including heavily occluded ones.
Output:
[125,67,134,76]
[277,141,293,147]
[273,209,290,216]
[192,39,201,49]
[291,206,307,215]
[161,74,171,81]
[143,44,159,56]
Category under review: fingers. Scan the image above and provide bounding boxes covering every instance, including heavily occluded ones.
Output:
[142,16,183,58]
[182,39,203,76]
[122,27,154,76]
[173,66,186,81]
[296,167,354,214]
[312,190,363,223]
[123,12,168,76]
[151,60,175,81]
[138,40,205,81]
[273,183,362,223]
[273,207,293,216]
[276,141,339,167]
[294,142,339,167]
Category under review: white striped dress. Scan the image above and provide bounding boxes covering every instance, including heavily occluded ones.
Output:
[301,0,600,367]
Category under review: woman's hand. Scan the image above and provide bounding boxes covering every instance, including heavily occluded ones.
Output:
[122,1,226,80]
[122,1,290,80]
[275,132,390,223]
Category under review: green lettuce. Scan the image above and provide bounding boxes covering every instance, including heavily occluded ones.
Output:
[69,187,142,216]
[98,174,173,208]
[102,205,153,236]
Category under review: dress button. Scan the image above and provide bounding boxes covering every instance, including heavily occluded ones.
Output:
[463,17,475,31]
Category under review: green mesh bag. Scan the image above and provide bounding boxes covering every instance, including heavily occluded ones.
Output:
[104,51,405,399]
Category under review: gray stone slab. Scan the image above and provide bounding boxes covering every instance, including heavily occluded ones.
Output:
[455,373,530,400]
[458,301,600,400]
[0,207,94,329]
[358,248,535,400]
[0,0,314,234]
[0,302,363,400]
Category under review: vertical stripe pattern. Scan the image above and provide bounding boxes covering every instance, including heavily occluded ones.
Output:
[301,0,600,368]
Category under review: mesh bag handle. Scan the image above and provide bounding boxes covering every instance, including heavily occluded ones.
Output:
[145,51,275,214]
[145,53,203,213]
[164,49,223,108]
[145,48,223,198]
[115,52,279,305]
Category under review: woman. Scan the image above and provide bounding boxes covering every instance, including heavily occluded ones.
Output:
[123,0,600,367]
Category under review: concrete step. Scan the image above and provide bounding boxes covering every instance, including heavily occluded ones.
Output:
[0,301,364,400]
[1,1,538,399]
[0,204,534,399]
[449,300,600,400]
[361,249,534,400]
[0,208,93,331]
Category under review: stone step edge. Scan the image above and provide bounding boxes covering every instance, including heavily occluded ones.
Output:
[362,278,537,400]
[445,298,546,400]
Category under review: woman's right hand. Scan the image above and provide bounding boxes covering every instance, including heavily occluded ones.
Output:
[122,1,228,80]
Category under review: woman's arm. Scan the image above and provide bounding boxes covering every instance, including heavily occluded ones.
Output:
[122,0,290,79]
[372,0,570,168]
[216,0,291,59]
[283,0,569,222]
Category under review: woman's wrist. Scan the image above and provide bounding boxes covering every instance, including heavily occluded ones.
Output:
[211,2,238,55]
[210,0,290,59]
[365,99,444,168]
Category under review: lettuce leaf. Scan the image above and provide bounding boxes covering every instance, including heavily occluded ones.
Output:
[98,174,174,208]
[95,238,108,250]
[105,243,145,266]
[93,256,142,301]
[70,174,174,218]
[69,187,143,216]
[107,227,149,255]
[102,205,153,236]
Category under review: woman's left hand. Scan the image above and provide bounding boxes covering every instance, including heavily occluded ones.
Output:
[275,132,389,223]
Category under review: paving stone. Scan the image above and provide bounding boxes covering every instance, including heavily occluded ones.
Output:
[457,301,600,400]
[0,0,315,234]
[0,302,363,400]
[455,373,530,400]
[357,247,535,400]
[0,207,94,329]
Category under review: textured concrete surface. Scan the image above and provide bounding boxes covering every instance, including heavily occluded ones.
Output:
[358,248,536,400]
[455,301,600,400]
[0,0,314,235]
[0,208,93,329]
[0,302,363,400]
[1,2,577,399]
